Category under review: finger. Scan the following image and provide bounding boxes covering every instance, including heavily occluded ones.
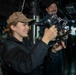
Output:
[49,25,55,29]
[61,41,66,48]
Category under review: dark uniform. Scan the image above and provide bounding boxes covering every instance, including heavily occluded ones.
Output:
[40,14,63,75]
[1,36,58,75]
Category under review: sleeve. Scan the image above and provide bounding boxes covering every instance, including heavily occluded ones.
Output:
[47,46,62,65]
[42,49,59,65]
[2,40,49,73]
[48,51,59,63]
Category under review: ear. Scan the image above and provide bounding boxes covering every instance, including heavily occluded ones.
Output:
[46,8,48,12]
[10,25,16,31]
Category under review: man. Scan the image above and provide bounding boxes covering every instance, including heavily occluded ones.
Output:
[40,0,65,75]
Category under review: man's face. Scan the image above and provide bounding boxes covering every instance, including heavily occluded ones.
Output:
[46,3,58,15]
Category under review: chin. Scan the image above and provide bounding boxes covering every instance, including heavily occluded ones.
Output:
[24,35,28,37]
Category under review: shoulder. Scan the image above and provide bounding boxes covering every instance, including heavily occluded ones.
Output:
[4,40,17,47]
[2,41,18,52]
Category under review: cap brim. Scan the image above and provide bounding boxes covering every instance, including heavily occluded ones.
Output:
[19,19,34,23]
[19,19,35,26]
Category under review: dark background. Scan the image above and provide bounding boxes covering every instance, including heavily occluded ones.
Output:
[0,0,76,16]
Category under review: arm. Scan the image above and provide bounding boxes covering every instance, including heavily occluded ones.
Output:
[1,40,49,73]
[48,41,66,62]
[1,25,58,73]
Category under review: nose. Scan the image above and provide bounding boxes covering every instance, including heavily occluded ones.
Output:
[52,6,56,10]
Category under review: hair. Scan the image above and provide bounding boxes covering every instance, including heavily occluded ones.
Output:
[4,21,18,36]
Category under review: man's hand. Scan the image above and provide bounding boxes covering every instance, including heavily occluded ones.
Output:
[51,41,66,53]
